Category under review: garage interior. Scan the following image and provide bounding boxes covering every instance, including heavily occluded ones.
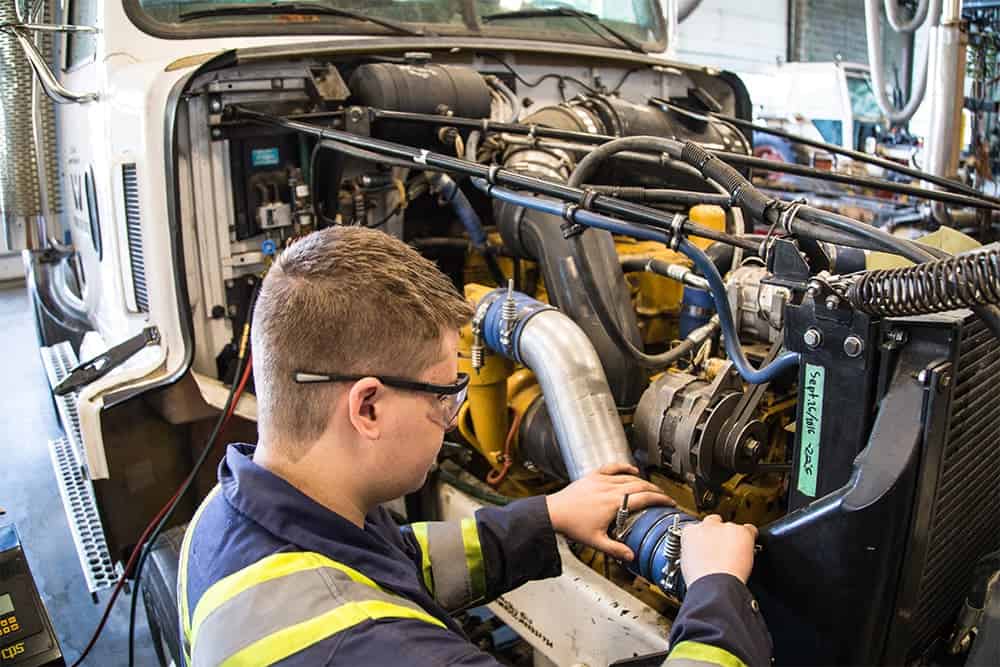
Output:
[2,0,1000,665]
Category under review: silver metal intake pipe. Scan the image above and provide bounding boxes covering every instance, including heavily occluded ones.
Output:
[477,289,634,480]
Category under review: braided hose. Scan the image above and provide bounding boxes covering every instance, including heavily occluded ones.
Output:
[848,248,1000,317]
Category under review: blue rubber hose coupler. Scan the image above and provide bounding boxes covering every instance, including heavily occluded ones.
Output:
[680,285,715,338]
[622,507,698,598]
[479,289,554,364]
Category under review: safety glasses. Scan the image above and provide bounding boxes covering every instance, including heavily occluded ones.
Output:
[293,371,470,427]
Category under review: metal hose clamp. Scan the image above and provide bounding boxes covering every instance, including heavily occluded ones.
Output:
[669,213,686,250]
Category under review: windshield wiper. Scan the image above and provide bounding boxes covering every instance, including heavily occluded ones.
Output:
[178,2,431,36]
[481,7,644,53]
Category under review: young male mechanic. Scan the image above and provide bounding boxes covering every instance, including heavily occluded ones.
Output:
[178,226,772,667]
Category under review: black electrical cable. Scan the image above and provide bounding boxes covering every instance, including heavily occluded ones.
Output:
[713,150,1000,212]
[359,107,1000,212]
[610,67,642,93]
[708,109,1000,205]
[564,135,724,368]
[675,140,1000,340]
[477,52,599,95]
[368,204,403,229]
[583,184,732,208]
[254,104,1000,339]
[236,108,704,241]
[319,138,418,171]
[126,283,261,666]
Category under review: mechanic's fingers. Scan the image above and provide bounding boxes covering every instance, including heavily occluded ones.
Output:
[702,514,723,525]
[623,490,676,511]
[598,463,640,477]
[743,523,759,540]
[620,480,666,497]
[591,535,634,562]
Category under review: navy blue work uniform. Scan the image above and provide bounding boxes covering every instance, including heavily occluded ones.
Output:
[178,444,771,666]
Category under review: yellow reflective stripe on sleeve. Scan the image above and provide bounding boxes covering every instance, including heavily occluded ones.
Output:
[410,523,434,594]
[179,485,222,647]
[460,518,486,598]
[218,599,446,667]
[190,551,384,648]
[666,641,748,667]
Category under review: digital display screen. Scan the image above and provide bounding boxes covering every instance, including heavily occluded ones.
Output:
[0,594,12,616]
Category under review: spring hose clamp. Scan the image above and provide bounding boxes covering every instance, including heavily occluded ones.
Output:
[499,279,517,353]
[659,515,683,592]
[470,294,499,373]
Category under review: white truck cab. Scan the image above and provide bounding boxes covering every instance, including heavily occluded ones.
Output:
[5,1,756,663]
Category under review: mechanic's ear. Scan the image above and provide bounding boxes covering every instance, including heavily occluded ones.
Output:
[348,377,383,440]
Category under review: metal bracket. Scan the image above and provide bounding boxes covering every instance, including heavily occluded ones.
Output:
[54,326,160,396]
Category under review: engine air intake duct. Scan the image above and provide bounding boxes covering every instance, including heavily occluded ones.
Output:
[474,288,634,480]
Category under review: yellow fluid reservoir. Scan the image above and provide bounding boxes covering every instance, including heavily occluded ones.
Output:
[688,204,727,250]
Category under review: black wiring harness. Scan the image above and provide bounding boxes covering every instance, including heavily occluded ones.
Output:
[230,105,1000,341]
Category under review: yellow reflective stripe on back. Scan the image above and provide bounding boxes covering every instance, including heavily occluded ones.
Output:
[218,599,446,667]
[179,485,222,646]
[190,551,384,648]
[410,523,434,594]
[460,518,486,598]
[667,641,748,667]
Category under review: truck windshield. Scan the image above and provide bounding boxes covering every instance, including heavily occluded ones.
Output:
[846,75,882,121]
[127,0,665,48]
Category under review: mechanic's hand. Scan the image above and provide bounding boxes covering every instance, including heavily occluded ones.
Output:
[680,514,758,586]
[546,463,674,562]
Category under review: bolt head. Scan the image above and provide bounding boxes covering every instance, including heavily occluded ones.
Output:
[741,438,762,461]
[209,98,222,112]
[843,335,864,358]
[803,327,823,349]
[825,295,840,310]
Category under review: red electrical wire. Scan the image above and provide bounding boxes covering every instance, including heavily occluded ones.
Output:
[70,357,253,666]
[226,355,253,422]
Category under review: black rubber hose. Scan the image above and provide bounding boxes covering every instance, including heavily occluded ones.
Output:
[712,111,1000,205]
[676,143,1000,340]
[714,149,1000,212]
[583,184,731,208]
[356,108,1000,212]
[567,136,722,369]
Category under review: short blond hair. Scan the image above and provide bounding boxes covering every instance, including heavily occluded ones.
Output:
[251,226,474,452]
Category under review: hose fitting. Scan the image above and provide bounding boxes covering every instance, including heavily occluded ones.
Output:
[621,506,699,599]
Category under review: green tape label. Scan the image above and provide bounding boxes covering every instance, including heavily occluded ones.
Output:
[797,363,825,497]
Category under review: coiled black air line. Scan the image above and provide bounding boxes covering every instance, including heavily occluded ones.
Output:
[848,248,1000,316]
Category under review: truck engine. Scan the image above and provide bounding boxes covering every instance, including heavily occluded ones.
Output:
[133,46,1000,666]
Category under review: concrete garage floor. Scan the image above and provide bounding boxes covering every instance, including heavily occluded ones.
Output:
[0,286,158,665]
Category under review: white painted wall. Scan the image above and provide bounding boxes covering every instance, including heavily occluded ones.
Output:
[671,0,788,74]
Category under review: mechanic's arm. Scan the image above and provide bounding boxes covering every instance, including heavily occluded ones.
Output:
[400,463,673,612]
[663,516,773,667]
